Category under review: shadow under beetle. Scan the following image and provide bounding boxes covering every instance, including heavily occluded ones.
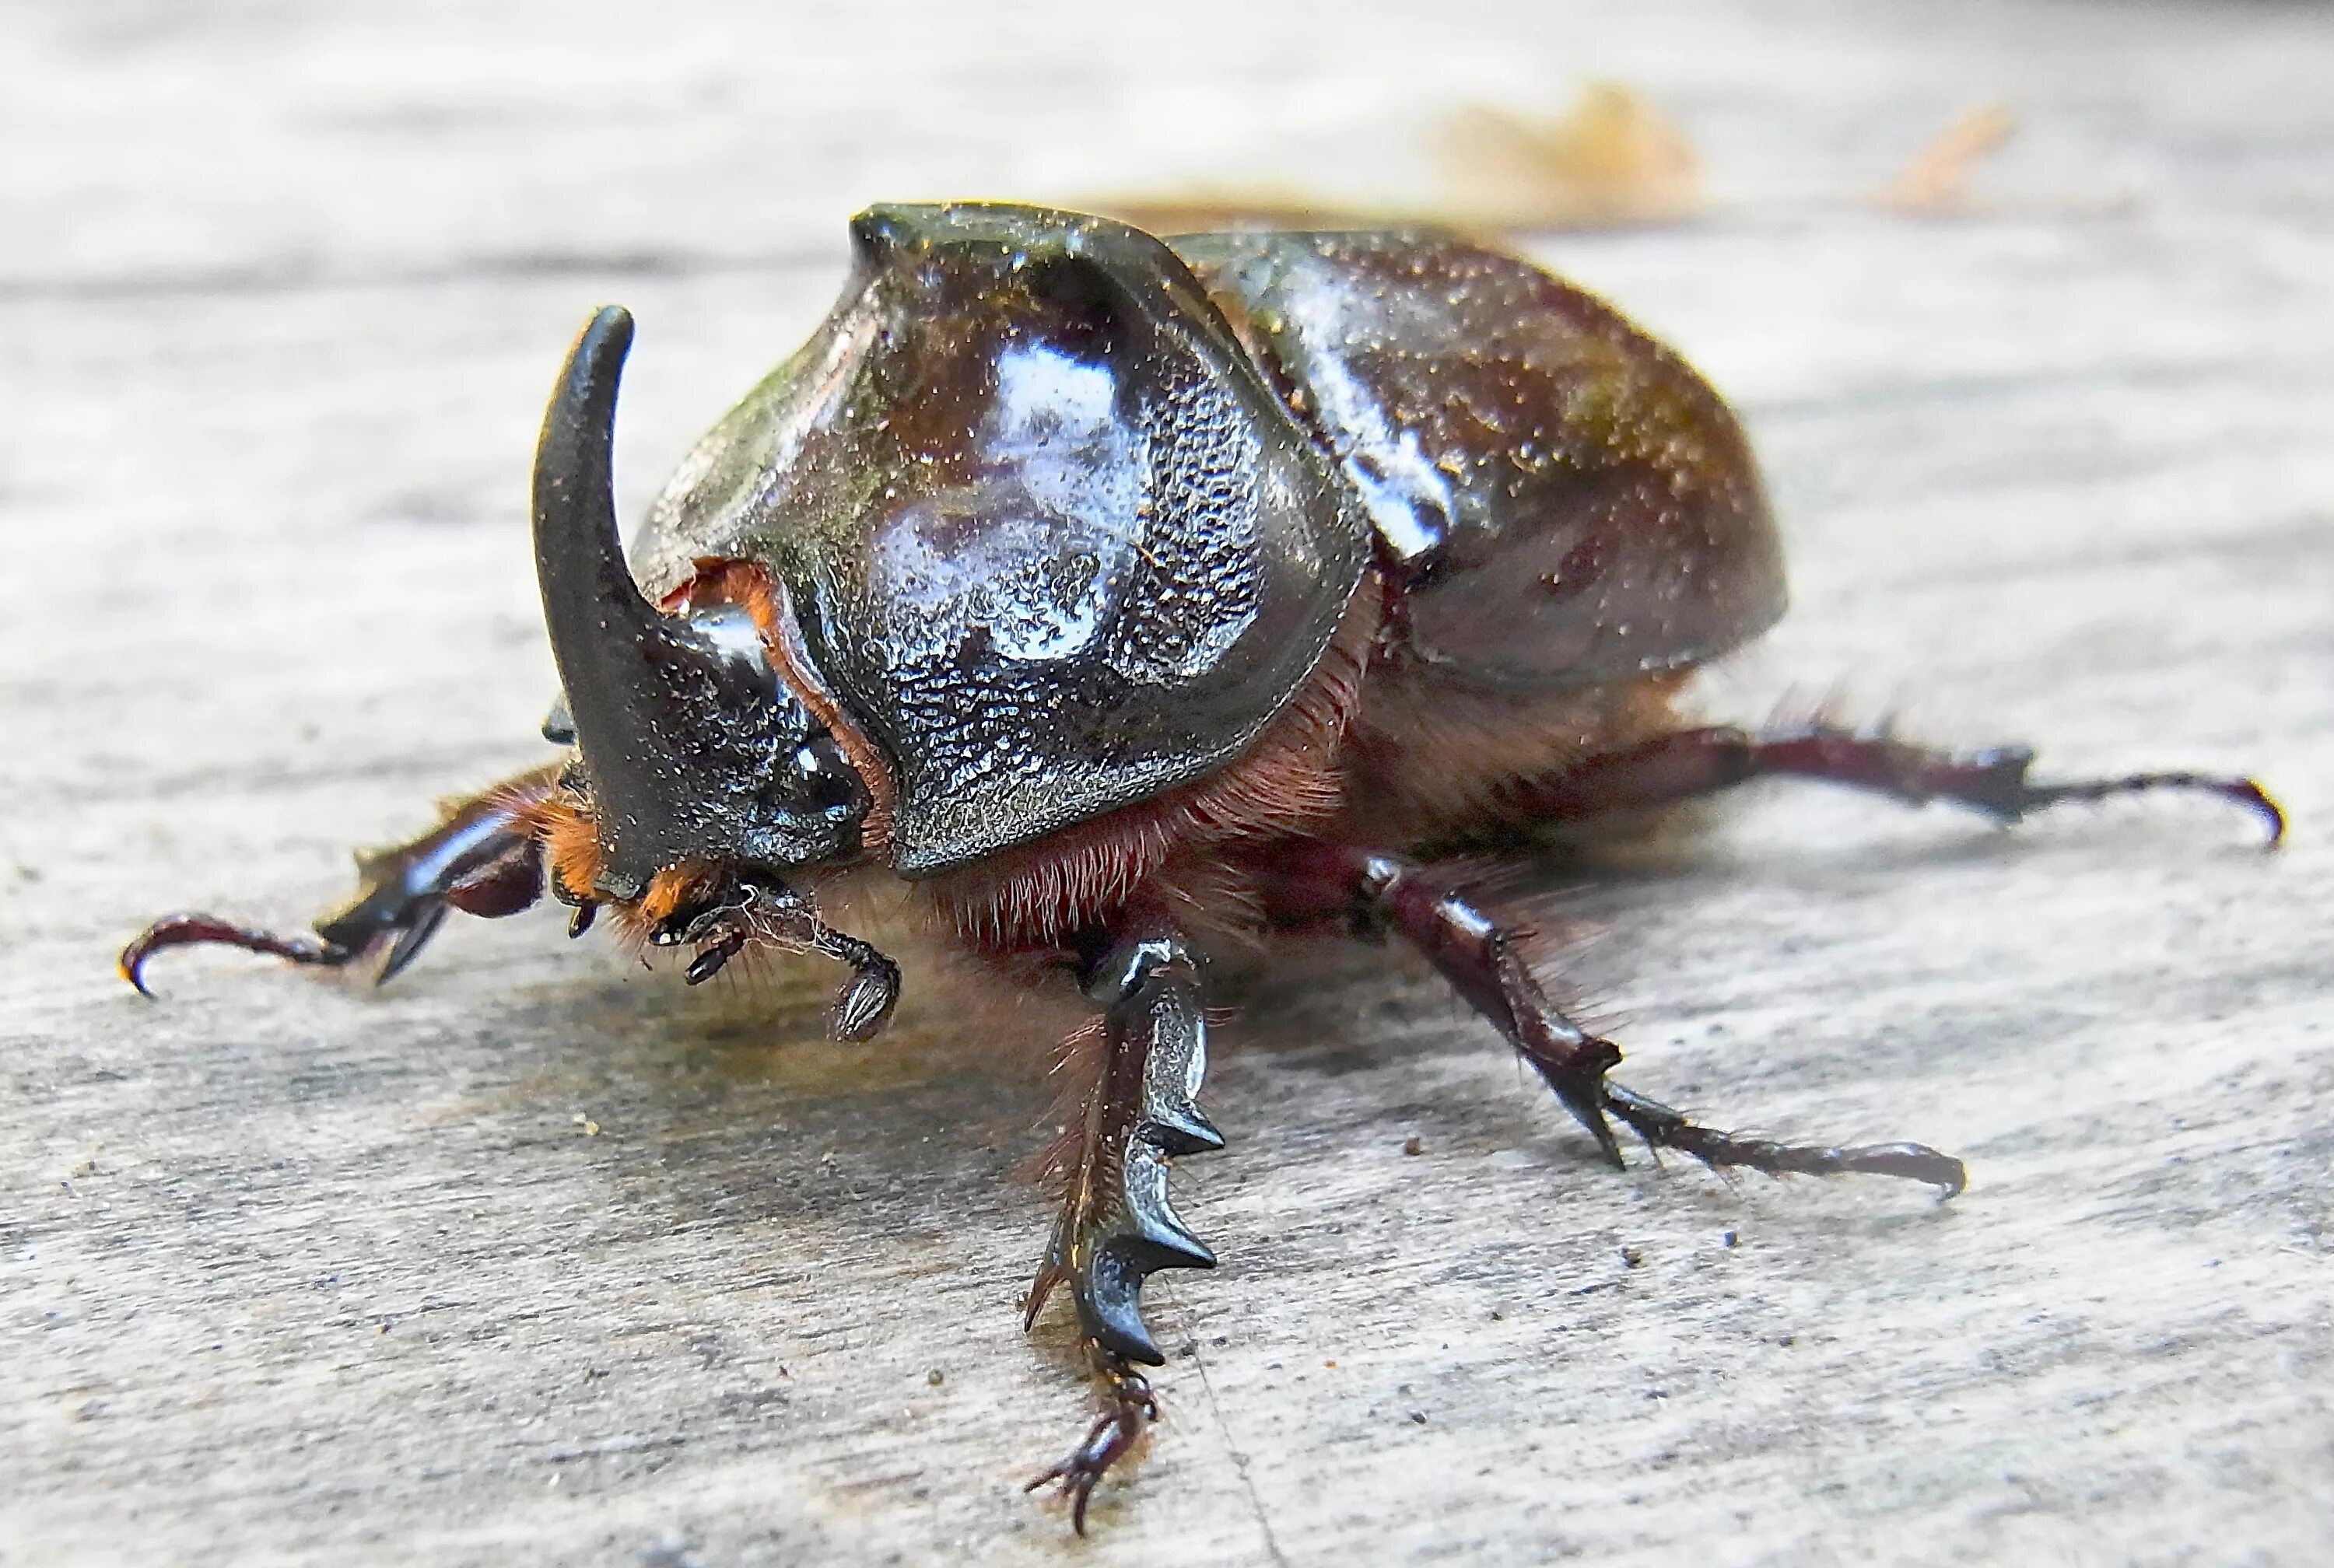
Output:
[122,204,2284,1532]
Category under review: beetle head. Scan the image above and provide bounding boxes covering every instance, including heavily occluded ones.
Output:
[534,307,869,901]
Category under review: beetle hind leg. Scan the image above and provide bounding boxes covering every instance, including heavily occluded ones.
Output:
[121,764,564,996]
[1512,721,2284,846]
[1022,922,1221,1531]
[1255,842,1965,1195]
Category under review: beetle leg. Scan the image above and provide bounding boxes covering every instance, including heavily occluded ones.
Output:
[1256,842,1965,1194]
[1023,1347,1158,1535]
[812,926,902,1042]
[121,765,562,996]
[1024,924,1221,1531]
[644,875,901,1041]
[1514,722,2284,845]
[1599,1081,1964,1190]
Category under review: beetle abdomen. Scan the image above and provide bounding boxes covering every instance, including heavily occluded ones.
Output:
[636,206,1370,877]
[1170,230,1786,691]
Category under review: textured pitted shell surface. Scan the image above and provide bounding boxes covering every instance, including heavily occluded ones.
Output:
[1170,229,1786,688]
[636,205,1370,876]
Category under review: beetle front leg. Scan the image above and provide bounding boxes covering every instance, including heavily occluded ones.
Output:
[1024,923,1221,1531]
[121,764,563,995]
[1512,722,2285,845]
[642,874,901,1041]
[1256,842,1965,1194]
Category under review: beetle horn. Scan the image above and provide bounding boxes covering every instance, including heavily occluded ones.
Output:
[531,306,855,899]
[532,308,677,901]
[533,305,666,694]
[530,306,717,898]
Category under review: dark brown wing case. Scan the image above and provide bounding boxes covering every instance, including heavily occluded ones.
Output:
[636,205,1369,876]
[1170,229,1786,689]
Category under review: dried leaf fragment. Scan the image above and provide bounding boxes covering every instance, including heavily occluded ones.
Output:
[1883,101,2017,212]
[1432,82,1701,229]
[1092,81,1699,234]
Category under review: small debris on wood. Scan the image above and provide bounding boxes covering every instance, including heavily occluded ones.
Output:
[1432,83,1701,229]
[1092,81,1698,233]
[1882,101,2017,212]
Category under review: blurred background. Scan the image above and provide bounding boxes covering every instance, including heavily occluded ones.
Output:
[4,2,2329,1564]
[10,0,2331,779]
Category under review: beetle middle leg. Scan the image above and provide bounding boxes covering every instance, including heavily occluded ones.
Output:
[1024,922,1221,1531]
[1256,842,1966,1193]
[121,764,564,995]
[1507,721,2286,845]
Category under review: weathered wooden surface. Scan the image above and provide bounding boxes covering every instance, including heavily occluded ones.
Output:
[5,2,2331,1563]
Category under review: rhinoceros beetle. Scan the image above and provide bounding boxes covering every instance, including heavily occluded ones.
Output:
[122,203,2284,1531]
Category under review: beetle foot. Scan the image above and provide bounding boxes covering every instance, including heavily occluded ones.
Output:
[1530,723,2286,848]
[120,914,356,996]
[1600,1080,1966,1195]
[121,768,558,996]
[1515,1023,1964,1195]
[120,898,457,996]
[1502,952,1964,1195]
[1506,723,2284,849]
[1025,1352,1157,1535]
[122,893,462,996]
[811,926,900,1042]
[2014,764,2286,848]
[1782,728,2287,846]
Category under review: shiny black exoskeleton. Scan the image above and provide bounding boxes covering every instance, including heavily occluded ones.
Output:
[123,203,2283,1535]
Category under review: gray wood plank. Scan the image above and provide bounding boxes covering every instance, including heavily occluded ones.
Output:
[4,2,2329,1563]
